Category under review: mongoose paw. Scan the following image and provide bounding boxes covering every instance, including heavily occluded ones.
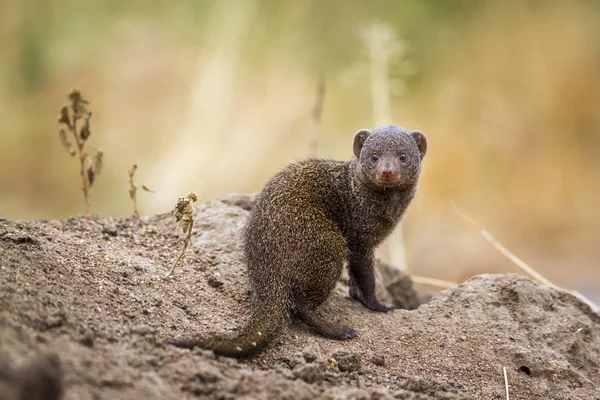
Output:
[350,288,394,312]
[329,327,360,340]
[164,337,195,349]
[340,328,360,339]
[364,298,395,312]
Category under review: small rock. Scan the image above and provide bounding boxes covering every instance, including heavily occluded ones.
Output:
[3,232,38,245]
[369,388,395,400]
[100,375,133,388]
[281,354,305,369]
[172,299,187,310]
[35,333,49,343]
[273,364,294,379]
[79,329,95,347]
[130,324,156,336]
[323,388,370,400]
[182,383,213,396]
[207,273,224,288]
[18,354,63,400]
[332,349,361,372]
[371,353,386,367]
[102,225,118,236]
[293,362,326,384]
[193,362,223,383]
[44,312,67,330]
[302,346,318,363]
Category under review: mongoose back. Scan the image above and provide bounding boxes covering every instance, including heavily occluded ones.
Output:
[167,124,427,357]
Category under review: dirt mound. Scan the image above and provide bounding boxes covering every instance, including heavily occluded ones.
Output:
[0,196,598,399]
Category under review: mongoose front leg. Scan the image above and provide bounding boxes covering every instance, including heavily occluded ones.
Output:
[348,249,394,312]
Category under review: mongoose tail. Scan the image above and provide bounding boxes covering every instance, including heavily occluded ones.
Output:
[165,288,286,358]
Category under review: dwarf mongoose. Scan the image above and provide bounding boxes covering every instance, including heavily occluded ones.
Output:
[167,124,427,357]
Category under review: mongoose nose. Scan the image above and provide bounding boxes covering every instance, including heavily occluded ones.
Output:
[381,168,393,176]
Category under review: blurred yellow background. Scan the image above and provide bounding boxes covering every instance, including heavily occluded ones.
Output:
[1,1,598,298]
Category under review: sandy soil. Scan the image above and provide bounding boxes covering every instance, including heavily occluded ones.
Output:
[0,194,598,399]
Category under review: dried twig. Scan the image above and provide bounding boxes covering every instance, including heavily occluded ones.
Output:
[412,276,456,289]
[128,164,154,218]
[451,203,553,286]
[308,75,325,156]
[57,89,102,214]
[362,23,408,271]
[503,366,510,400]
[451,202,599,312]
[316,342,322,360]
[165,192,198,278]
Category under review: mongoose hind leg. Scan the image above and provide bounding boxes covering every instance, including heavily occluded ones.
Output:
[296,305,359,340]
[348,250,394,312]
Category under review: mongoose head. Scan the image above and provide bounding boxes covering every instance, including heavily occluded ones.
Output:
[353,125,427,189]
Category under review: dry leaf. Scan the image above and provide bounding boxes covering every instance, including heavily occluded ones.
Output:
[57,105,71,127]
[58,127,75,156]
[93,151,103,175]
[128,164,138,177]
[87,167,95,187]
[80,118,91,141]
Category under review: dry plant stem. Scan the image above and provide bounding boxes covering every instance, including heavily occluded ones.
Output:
[451,202,553,286]
[58,90,100,215]
[308,76,325,156]
[412,275,456,289]
[316,342,322,360]
[128,165,153,218]
[165,220,194,278]
[128,165,139,218]
[132,194,139,219]
[451,202,599,313]
[364,24,408,272]
[70,114,90,214]
[503,366,509,400]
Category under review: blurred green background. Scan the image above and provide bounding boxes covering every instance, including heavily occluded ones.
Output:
[1,0,598,297]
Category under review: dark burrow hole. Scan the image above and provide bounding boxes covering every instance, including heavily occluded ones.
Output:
[519,366,531,376]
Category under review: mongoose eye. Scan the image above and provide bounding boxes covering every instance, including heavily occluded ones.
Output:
[399,153,407,162]
[371,154,379,162]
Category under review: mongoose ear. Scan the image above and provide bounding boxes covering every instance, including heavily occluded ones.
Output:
[353,129,372,158]
[411,131,427,159]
